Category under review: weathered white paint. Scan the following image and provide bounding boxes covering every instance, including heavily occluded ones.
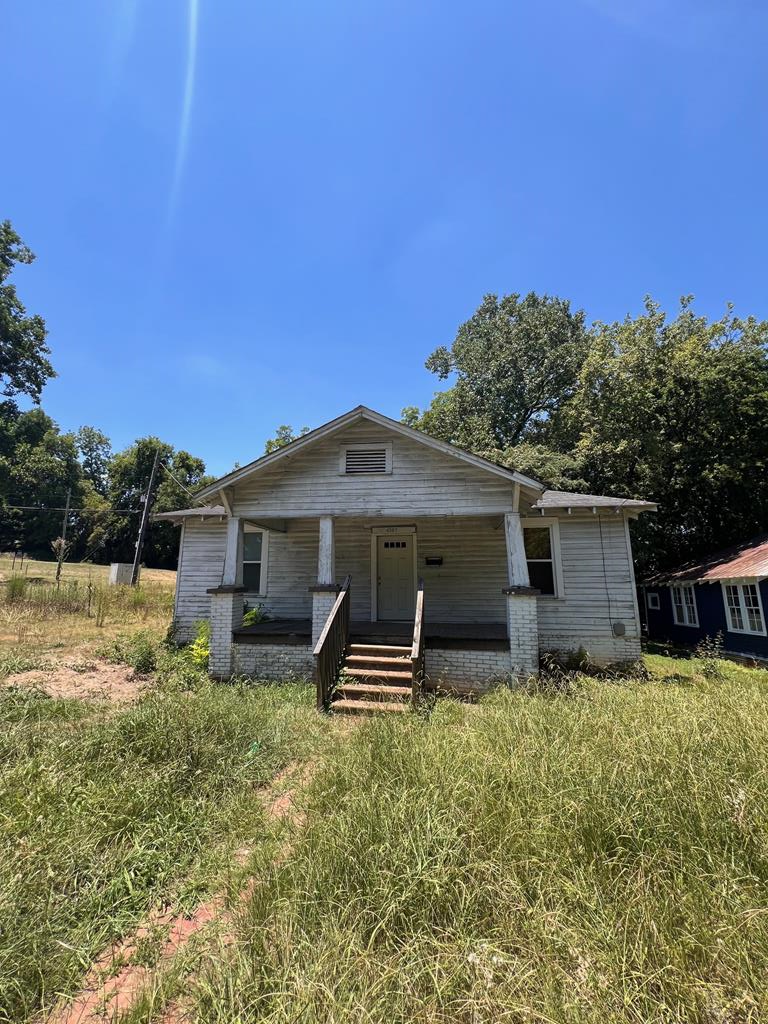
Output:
[173,509,644,667]
[231,420,525,519]
[317,516,335,585]
[504,512,530,587]
[222,516,244,586]
[197,405,543,501]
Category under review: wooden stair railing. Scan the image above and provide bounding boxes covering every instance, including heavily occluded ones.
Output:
[313,575,351,711]
[410,578,425,707]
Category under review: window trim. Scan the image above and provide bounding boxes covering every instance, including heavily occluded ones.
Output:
[242,524,269,596]
[670,584,699,627]
[339,442,393,476]
[520,517,563,599]
[720,580,767,637]
[646,591,660,611]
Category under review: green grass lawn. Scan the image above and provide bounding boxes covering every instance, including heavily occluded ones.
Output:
[3,647,768,1023]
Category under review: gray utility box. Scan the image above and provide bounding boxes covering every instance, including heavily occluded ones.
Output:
[109,563,134,585]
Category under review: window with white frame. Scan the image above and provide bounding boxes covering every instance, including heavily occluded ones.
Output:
[671,585,698,627]
[522,522,560,597]
[242,527,268,593]
[647,591,660,610]
[722,582,766,635]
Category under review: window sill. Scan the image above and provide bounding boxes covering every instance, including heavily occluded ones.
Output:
[672,621,700,628]
[725,626,767,637]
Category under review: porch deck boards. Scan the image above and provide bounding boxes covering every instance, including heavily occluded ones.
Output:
[233,619,508,650]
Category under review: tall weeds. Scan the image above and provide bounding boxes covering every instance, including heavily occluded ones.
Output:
[195,672,768,1023]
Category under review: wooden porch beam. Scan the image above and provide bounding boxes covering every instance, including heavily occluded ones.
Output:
[504,511,530,587]
[317,516,335,585]
[222,516,244,586]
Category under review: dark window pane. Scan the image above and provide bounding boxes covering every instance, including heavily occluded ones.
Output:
[524,527,551,560]
[243,532,263,561]
[243,562,261,592]
[528,561,554,595]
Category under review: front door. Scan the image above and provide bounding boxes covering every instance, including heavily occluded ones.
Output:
[376,535,415,620]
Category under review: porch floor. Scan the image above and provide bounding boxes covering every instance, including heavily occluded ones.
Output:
[233,619,509,650]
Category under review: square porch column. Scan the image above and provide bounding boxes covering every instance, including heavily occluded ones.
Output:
[503,511,540,678]
[207,516,245,678]
[310,516,339,645]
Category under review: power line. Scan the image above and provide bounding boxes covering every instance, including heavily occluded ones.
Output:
[2,505,141,514]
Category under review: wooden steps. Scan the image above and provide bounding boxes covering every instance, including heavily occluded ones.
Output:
[331,642,414,715]
[332,698,408,715]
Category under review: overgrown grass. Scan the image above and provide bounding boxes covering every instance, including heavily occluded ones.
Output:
[190,660,768,1023]
[0,660,319,1024]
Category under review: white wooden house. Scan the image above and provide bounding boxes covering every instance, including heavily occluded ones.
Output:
[156,406,655,712]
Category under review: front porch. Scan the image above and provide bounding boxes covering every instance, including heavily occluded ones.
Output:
[208,510,542,708]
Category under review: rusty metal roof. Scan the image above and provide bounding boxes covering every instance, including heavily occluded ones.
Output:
[644,534,768,585]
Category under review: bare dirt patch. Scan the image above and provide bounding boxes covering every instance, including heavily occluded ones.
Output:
[3,660,146,703]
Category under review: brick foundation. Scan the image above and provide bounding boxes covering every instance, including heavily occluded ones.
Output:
[425,648,512,691]
[233,643,315,679]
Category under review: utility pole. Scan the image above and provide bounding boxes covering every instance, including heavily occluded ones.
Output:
[131,448,160,586]
[55,488,71,584]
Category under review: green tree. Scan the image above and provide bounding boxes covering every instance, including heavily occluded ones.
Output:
[76,426,112,496]
[265,424,310,453]
[0,406,100,556]
[553,297,768,572]
[0,221,54,402]
[407,292,590,450]
[101,438,214,569]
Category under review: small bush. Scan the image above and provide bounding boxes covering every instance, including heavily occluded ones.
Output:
[242,603,269,626]
[695,631,725,678]
[5,576,27,603]
[189,620,211,670]
[98,631,158,675]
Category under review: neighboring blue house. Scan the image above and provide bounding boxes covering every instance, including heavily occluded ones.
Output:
[640,534,768,662]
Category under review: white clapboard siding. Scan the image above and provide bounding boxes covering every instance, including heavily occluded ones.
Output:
[174,519,226,641]
[231,420,516,518]
[176,508,642,663]
[536,516,640,662]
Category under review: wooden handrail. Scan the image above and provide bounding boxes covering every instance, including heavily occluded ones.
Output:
[411,578,425,707]
[313,575,351,712]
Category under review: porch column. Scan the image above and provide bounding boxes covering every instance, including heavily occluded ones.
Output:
[503,512,540,678]
[310,516,339,646]
[208,516,245,678]
[207,585,245,679]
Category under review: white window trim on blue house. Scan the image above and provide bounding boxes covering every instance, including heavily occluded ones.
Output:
[721,580,767,636]
[671,584,698,627]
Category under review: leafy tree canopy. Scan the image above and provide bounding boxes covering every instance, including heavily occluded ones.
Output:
[408,292,768,574]
[407,292,590,450]
[265,424,310,453]
[0,221,54,403]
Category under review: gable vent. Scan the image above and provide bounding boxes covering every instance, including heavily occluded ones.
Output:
[341,443,392,475]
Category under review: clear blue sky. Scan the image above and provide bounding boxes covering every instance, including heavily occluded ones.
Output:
[5,1,767,475]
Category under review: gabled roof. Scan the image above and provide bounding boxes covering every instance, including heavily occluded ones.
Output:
[532,490,657,512]
[644,534,768,585]
[195,405,545,501]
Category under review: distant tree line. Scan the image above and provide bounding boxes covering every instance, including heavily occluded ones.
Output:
[0,221,213,568]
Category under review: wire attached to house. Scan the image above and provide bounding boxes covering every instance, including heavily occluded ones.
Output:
[597,514,615,626]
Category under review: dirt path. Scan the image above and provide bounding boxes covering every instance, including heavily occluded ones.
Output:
[45,760,316,1024]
